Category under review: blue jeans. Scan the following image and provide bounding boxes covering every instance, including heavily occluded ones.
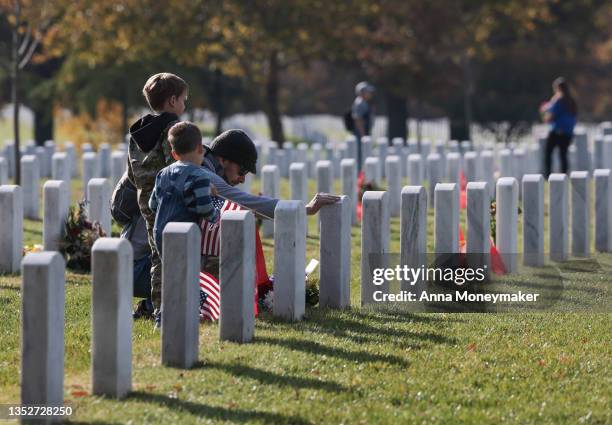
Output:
[133,255,152,301]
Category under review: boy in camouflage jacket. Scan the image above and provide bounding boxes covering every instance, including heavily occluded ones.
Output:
[127,73,188,322]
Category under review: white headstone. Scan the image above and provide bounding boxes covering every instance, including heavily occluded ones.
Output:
[43,181,69,252]
[496,177,518,272]
[52,152,70,187]
[261,165,280,237]
[64,141,78,177]
[0,186,23,273]
[408,154,423,186]
[0,157,7,185]
[319,196,351,308]
[21,252,65,417]
[35,146,49,178]
[570,171,590,257]
[161,223,201,368]
[522,175,544,266]
[220,210,255,342]
[316,160,333,194]
[594,169,612,252]
[364,157,381,186]
[464,151,480,183]
[499,149,513,178]
[466,182,490,268]
[434,183,458,254]
[99,143,112,178]
[426,153,442,203]
[82,152,100,198]
[290,162,308,203]
[273,200,306,320]
[361,191,389,306]
[91,238,133,398]
[111,150,127,187]
[446,152,461,186]
[341,158,358,225]
[44,140,55,178]
[87,178,112,237]
[21,155,40,219]
[400,186,427,291]
[480,150,495,199]
[385,156,401,217]
[549,174,569,261]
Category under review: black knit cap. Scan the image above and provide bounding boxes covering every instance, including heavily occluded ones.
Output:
[208,129,258,174]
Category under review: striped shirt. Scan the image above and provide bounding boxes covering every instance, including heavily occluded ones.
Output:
[149,161,219,224]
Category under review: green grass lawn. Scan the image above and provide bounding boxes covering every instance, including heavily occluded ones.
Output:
[0,176,610,424]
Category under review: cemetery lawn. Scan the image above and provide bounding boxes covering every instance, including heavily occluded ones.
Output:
[0,178,610,424]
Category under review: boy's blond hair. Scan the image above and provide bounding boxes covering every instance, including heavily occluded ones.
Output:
[142,73,188,112]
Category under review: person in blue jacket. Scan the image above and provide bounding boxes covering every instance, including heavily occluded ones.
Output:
[541,77,578,178]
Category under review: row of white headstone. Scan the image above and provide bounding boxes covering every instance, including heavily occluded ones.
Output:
[18,197,352,414]
[2,140,128,180]
[14,166,612,414]
[255,129,612,180]
[0,143,127,225]
[359,171,612,305]
[0,177,113,274]
[17,168,612,413]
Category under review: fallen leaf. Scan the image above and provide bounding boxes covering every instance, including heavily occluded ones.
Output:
[538,359,546,367]
[71,390,88,397]
[467,343,477,352]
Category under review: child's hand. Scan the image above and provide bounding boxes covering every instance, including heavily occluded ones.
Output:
[210,184,218,197]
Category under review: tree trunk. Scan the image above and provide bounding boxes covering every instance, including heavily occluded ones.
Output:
[462,53,473,143]
[386,92,408,142]
[121,83,129,141]
[213,69,225,136]
[264,51,285,147]
[12,2,21,185]
[33,101,54,145]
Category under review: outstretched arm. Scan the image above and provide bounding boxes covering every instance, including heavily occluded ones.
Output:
[305,193,341,215]
[209,172,278,219]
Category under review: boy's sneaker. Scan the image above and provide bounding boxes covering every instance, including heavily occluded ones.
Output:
[153,310,162,331]
[133,299,154,320]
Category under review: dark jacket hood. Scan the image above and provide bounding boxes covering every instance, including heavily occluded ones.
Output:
[129,112,179,153]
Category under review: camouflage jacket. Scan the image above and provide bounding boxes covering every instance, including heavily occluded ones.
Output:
[127,112,179,219]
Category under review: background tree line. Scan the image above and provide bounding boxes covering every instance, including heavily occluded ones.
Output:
[1,0,611,152]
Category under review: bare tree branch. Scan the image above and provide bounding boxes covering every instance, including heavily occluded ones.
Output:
[17,20,31,56]
[18,34,39,69]
[17,1,53,70]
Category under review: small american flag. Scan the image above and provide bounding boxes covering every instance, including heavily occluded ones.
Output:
[199,271,220,321]
[201,197,243,256]
[199,197,243,322]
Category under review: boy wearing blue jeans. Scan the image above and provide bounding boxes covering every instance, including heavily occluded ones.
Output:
[149,121,219,329]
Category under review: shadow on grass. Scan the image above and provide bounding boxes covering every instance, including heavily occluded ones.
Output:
[255,336,409,367]
[306,315,456,346]
[359,309,465,324]
[128,391,309,424]
[0,283,20,291]
[201,361,348,393]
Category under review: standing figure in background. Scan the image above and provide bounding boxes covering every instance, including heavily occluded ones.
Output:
[352,81,375,171]
[541,77,577,178]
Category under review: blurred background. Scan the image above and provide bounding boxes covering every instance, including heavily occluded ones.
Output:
[1,0,611,149]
